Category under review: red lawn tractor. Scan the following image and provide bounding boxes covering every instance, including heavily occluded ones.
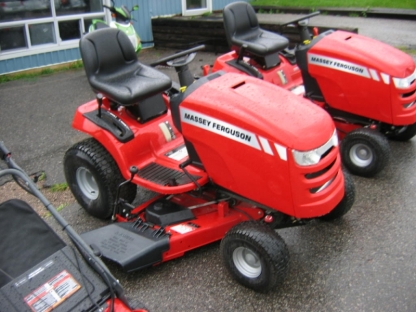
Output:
[63,28,354,292]
[210,1,416,177]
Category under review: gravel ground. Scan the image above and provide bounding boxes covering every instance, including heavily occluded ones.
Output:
[0,172,75,218]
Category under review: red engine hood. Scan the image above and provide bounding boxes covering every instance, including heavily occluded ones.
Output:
[181,73,334,151]
[312,30,415,78]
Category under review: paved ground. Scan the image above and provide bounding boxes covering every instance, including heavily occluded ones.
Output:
[1,15,416,312]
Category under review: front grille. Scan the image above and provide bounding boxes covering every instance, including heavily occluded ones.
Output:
[310,173,337,194]
[401,89,416,99]
[305,159,336,179]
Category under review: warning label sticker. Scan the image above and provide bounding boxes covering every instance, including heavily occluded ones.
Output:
[24,270,81,312]
[170,224,196,234]
[166,145,188,161]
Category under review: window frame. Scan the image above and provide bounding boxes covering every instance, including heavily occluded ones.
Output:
[181,0,212,17]
[0,0,106,60]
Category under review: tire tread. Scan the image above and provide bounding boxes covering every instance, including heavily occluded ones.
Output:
[220,221,289,292]
[64,138,136,219]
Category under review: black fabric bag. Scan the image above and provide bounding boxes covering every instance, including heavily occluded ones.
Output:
[0,199,66,288]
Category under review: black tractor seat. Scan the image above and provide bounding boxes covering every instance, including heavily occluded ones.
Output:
[223,1,289,69]
[80,28,172,106]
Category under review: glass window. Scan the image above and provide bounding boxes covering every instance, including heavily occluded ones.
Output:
[0,25,26,51]
[186,0,207,10]
[58,19,80,41]
[0,0,26,22]
[182,0,211,16]
[22,0,51,19]
[29,22,54,45]
[55,0,102,16]
[0,0,104,53]
[83,17,93,32]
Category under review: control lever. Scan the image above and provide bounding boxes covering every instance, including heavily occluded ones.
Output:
[96,93,103,118]
[111,166,138,221]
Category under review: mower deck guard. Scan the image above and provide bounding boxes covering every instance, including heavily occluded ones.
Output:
[81,222,170,272]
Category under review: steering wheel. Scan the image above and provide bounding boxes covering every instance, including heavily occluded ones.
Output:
[150,45,205,68]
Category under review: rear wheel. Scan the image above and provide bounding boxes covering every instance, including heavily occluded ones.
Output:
[320,170,355,221]
[64,138,136,219]
[388,123,416,141]
[220,221,289,292]
[340,128,390,177]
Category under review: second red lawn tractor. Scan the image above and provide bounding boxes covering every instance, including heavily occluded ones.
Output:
[63,28,355,292]
[210,1,416,177]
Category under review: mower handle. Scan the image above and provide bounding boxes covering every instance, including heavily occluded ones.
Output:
[150,45,205,68]
[280,11,320,27]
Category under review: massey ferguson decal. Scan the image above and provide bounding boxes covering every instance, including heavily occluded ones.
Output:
[308,54,371,79]
[180,108,290,160]
[180,107,261,150]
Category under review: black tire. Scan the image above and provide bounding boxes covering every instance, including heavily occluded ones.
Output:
[388,123,416,141]
[220,221,289,292]
[320,170,355,221]
[340,128,390,177]
[64,138,137,219]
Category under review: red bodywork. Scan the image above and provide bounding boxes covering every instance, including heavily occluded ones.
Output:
[213,51,304,94]
[178,73,342,218]
[73,96,209,195]
[73,72,344,220]
[213,30,416,127]
[104,299,147,312]
[116,192,265,262]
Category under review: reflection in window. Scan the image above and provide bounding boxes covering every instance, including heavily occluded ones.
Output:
[0,0,26,22]
[22,0,51,19]
[186,0,206,10]
[29,22,54,45]
[55,0,102,16]
[58,19,80,41]
[0,26,26,51]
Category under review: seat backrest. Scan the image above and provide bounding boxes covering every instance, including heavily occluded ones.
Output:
[80,28,137,83]
[79,28,171,110]
[223,1,259,51]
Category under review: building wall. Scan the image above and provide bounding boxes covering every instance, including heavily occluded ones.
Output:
[0,0,245,75]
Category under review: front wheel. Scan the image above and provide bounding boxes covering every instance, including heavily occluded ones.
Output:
[64,138,137,219]
[320,170,355,221]
[220,221,289,292]
[340,128,390,177]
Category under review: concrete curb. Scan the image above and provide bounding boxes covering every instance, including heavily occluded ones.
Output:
[252,6,416,20]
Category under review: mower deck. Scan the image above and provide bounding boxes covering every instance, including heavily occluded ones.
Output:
[81,193,265,272]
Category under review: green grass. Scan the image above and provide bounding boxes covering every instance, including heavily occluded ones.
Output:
[397,46,416,56]
[45,203,67,217]
[250,0,416,9]
[37,172,46,181]
[0,60,83,84]
[50,183,68,192]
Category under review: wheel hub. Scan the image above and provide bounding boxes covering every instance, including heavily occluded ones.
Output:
[76,167,99,200]
[232,246,262,278]
[350,143,373,167]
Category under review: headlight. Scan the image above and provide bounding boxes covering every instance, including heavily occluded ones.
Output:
[292,130,338,166]
[393,69,416,89]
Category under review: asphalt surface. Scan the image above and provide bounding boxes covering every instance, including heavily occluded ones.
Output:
[1,15,416,312]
